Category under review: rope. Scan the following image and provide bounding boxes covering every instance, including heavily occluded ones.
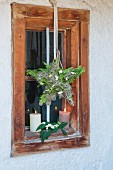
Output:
[49,0,58,59]
[49,0,63,69]
[57,50,63,69]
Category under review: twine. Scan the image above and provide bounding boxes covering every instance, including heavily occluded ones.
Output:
[49,0,63,69]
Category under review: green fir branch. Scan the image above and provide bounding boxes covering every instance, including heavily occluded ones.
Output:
[26,58,85,106]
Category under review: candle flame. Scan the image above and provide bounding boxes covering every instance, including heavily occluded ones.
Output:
[64,108,66,112]
[55,106,57,110]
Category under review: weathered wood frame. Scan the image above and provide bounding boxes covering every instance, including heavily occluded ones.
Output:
[11,3,90,156]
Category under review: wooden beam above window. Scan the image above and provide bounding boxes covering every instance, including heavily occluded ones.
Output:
[12,3,90,22]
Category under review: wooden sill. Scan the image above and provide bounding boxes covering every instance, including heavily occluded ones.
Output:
[12,135,90,157]
[11,128,90,157]
[24,127,79,143]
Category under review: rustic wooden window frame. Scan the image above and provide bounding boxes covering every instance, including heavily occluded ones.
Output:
[11,3,90,156]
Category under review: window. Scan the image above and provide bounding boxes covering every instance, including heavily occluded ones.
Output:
[12,3,90,156]
[25,31,63,125]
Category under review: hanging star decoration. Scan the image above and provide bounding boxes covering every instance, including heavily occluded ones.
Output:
[26,58,85,106]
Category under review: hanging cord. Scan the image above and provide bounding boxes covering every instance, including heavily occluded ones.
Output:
[49,0,63,69]
[57,50,63,69]
[49,0,58,59]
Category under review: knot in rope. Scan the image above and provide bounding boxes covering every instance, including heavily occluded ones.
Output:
[49,0,57,6]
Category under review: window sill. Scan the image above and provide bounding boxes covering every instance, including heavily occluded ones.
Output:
[24,127,79,142]
[11,131,90,156]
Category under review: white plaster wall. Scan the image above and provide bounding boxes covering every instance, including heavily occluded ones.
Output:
[0,0,113,170]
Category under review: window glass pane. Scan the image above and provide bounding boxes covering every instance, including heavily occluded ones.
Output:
[25,30,63,127]
[26,31,46,69]
[25,81,46,126]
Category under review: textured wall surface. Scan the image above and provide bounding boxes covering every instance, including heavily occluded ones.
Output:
[0,0,113,170]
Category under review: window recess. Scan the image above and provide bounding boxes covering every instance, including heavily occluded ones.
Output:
[12,3,90,156]
[25,30,63,126]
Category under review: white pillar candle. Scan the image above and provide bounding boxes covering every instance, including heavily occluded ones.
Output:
[30,113,41,132]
